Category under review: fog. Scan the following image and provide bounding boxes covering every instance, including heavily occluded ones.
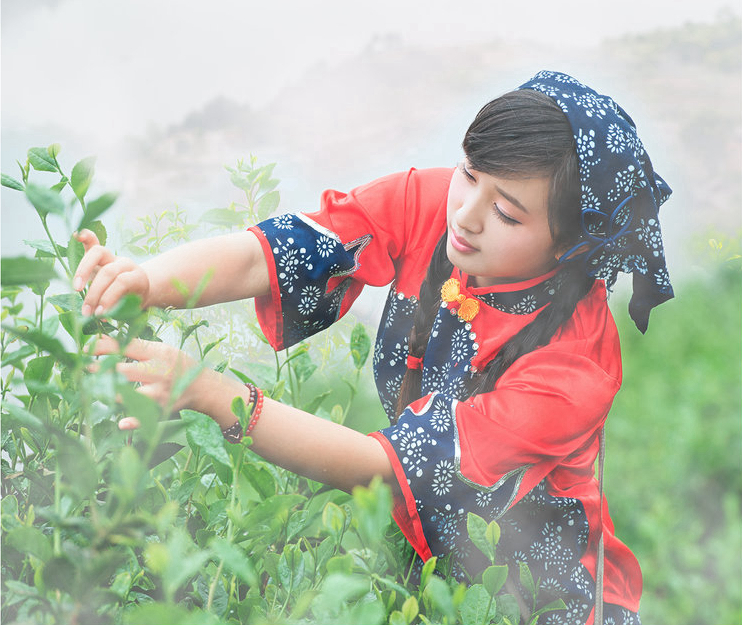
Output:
[3,0,740,308]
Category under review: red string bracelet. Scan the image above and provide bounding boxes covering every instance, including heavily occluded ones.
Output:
[244,383,264,436]
[220,382,264,443]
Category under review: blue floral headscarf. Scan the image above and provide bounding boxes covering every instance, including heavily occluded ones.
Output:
[519,70,673,333]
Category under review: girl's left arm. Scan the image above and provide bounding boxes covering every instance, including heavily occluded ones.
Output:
[93,336,397,495]
[197,368,397,493]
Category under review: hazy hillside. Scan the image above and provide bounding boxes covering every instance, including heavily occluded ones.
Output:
[112,14,740,263]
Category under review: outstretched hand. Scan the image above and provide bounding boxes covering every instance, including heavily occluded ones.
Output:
[74,229,150,316]
[91,335,207,430]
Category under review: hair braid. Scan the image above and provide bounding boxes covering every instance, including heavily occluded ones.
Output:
[394,233,452,418]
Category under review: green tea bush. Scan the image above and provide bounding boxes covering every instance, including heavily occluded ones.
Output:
[1,146,562,625]
[608,257,742,624]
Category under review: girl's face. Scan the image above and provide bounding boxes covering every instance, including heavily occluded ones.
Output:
[446,161,560,287]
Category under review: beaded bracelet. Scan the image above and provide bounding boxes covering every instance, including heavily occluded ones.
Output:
[220,382,265,443]
[244,382,264,436]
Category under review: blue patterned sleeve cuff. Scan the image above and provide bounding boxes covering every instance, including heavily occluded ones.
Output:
[251,213,372,350]
[378,393,529,562]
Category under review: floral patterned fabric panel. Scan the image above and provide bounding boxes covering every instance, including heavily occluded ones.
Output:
[257,213,372,347]
[378,394,527,565]
[379,393,619,623]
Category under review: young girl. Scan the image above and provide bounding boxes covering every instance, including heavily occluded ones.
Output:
[75,70,673,624]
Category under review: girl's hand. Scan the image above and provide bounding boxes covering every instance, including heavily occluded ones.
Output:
[92,335,207,422]
[74,229,151,316]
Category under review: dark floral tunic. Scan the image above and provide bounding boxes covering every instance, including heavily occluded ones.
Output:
[249,168,642,624]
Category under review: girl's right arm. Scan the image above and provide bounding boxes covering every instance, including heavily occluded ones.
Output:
[73,229,270,314]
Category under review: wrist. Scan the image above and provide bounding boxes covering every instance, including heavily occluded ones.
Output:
[185,368,252,432]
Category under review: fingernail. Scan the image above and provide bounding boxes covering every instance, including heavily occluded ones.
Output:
[95,305,104,316]
[73,276,82,291]
[81,304,91,317]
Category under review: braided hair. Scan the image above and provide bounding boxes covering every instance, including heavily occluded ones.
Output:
[395,90,593,417]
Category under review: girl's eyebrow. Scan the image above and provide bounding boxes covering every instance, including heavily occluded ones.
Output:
[494,184,529,214]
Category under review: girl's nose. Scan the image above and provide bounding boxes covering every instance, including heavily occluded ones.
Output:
[455,199,484,234]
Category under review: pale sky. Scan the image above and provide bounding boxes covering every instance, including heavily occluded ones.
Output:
[2,0,737,142]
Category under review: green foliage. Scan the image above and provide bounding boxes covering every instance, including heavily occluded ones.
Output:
[9,143,736,624]
[2,145,554,625]
[608,260,742,624]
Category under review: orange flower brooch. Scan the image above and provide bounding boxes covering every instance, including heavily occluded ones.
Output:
[441,278,480,322]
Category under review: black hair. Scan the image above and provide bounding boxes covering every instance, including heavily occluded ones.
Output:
[395,89,594,417]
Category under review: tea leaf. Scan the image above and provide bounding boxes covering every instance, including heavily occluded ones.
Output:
[78,192,117,233]
[209,537,259,586]
[518,560,536,601]
[388,611,406,625]
[3,403,50,437]
[419,556,437,589]
[256,190,280,220]
[286,509,309,541]
[200,207,246,227]
[242,464,276,500]
[467,512,495,563]
[67,234,85,274]
[2,325,77,367]
[485,519,501,548]
[182,410,231,472]
[23,239,57,256]
[87,219,108,245]
[1,256,58,287]
[25,183,65,216]
[401,595,419,623]
[482,564,508,595]
[1,173,24,191]
[56,435,98,497]
[458,584,496,624]
[105,293,144,322]
[6,525,53,562]
[48,292,83,314]
[42,555,79,594]
[423,576,456,621]
[27,147,58,173]
[70,156,96,201]
[291,348,317,383]
[532,598,567,619]
[278,544,305,588]
[302,390,331,414]
[350,323,371,369]
[23,356,54,384]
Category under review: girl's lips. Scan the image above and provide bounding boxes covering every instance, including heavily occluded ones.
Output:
[449,228,477,253]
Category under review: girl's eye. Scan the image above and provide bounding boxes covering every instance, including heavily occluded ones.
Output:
[494,205,520,226]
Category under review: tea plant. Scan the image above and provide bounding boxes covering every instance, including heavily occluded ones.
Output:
[1,144,558,625]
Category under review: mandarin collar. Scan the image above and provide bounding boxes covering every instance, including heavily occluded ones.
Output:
[453,267,560,316]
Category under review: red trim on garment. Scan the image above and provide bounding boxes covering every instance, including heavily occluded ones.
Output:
[462,266,560,295]
[248,225,285,351]
[368,431,433,561]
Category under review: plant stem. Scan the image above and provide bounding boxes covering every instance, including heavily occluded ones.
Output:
[40,214,71,278]
[207,560,224,612]
[53,458,61,556]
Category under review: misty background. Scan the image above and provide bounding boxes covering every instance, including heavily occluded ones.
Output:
[3,1,741,298]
